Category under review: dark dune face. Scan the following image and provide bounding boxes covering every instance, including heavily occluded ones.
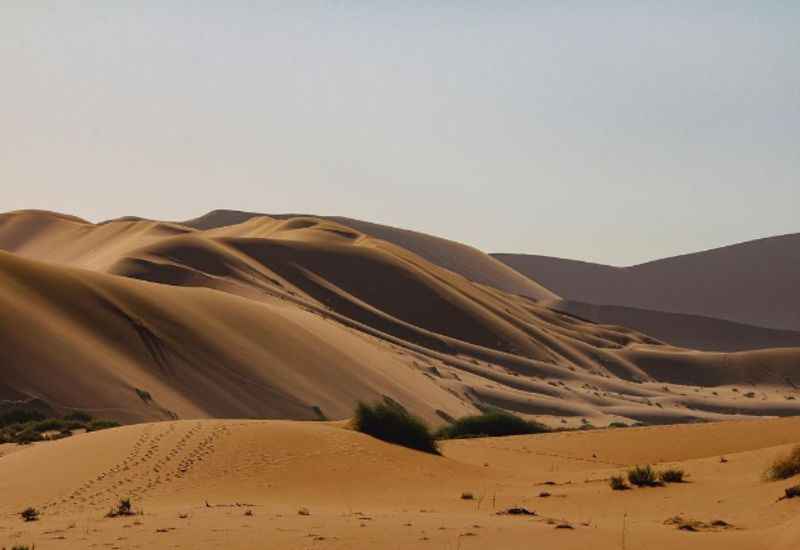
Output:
[494,233,800,342]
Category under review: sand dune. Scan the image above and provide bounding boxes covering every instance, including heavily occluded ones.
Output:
[557,300,800,352]
[2,208,800,549]
[177,209,558,301]
[3,418,800,549]
[494,234,800,332]
[2,209,800,430]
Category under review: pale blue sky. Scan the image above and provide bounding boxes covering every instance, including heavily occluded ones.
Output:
[2,2,798,265]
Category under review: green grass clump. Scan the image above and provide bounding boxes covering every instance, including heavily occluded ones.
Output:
[353,401,439,455]
[765,445,800,481]
[628,465,659,487]
[435,410,548,440]
[660,468,686,483]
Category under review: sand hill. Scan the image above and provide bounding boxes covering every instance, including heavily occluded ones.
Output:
[494,235,800,350]
[2,208,800,549]
[2,208,800,428]
[494,235,800,332]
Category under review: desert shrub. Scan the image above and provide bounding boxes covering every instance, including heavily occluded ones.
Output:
[608,422,628,429]
[135,388,152,402]
[30,418,68,432]
[13,429,43,445]
[106,498,135,518]
[20,507,39,522]
[628,465,659,487]
[461,492,475,500]
[353,401,439,455]
[0,409,45,427]
[87,420,121,432]
[765,445,800,481]
[659,468,686,483]
[609,475,629,491]
[435,410,548,440]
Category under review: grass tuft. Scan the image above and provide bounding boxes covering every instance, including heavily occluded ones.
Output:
[765,445,800,481]
[20,507,39,522]
[353,402,439,455]
[106,498,135,518]
[659,468,686,483]
[435,410,548,440]
[628,465,659,487]
[609,475,629,491]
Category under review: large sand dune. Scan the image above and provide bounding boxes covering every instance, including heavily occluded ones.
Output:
[2,418,800,549]
[2,209,800,429]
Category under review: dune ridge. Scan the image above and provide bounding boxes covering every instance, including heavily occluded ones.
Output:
[2,209,800,430]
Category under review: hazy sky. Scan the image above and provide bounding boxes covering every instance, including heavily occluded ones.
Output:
[3,2,798,265]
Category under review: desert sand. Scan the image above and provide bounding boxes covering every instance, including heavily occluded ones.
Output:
[2,418,800,549]
[2,208,800,548]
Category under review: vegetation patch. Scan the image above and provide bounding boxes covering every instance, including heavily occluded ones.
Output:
[0,409,120,444]
[435,410,548,440]
[106,498,136,518]
[664,516,734,532]
[765,445,800,481]
[353,401,439,455]
[627,465,660,487]
[659,468,686,483]
[20,507,39,522]
[609,475,629,491]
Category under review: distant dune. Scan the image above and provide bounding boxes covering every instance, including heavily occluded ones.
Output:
[179,209,558,301]
[495,234,800,338]
[556,300,800,352]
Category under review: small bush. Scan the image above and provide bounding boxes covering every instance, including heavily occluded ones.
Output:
[435,410,548,440]
[608,422,628,429]
[106,498,135,518]
[660,468,686,483]
[628,465,659,487]
[135,388,153,402]
[610,475,629,491]
[20,507,39,522]
[766,445,800,481]
[13,429,43,445]
[461,492,475,500]
[353,402,439,455]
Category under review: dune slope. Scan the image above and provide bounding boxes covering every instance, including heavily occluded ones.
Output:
[494,234,800,332]
[2,209,800,429]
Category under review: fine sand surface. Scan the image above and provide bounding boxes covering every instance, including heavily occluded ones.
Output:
[494,235,800,334]
[2,418,800,549]
[2,208,800,427]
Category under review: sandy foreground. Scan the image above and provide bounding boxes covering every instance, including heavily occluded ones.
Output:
[2,418,799,549]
